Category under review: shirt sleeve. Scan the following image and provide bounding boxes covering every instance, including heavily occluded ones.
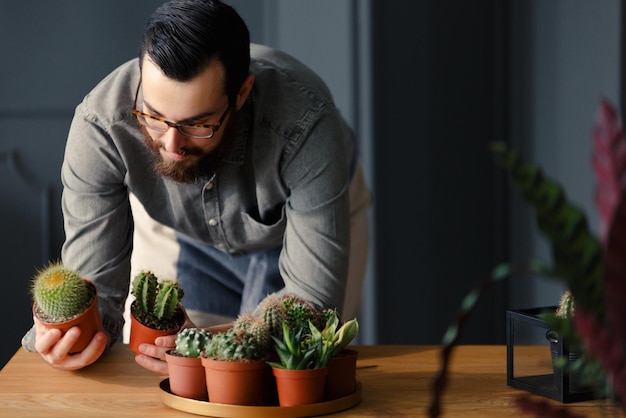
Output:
[277,108,352,313]
[53,101,132,348]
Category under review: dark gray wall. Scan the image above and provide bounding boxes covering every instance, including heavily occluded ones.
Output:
[371,1,508,344]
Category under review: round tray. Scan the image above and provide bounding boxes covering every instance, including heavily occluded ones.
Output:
[159,378,361,417]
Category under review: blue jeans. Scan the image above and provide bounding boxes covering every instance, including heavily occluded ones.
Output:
[175,234,285,318]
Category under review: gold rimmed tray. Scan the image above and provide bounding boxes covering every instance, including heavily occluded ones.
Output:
[159,379,361,417]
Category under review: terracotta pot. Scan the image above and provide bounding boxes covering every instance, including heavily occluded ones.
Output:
[33,279,103,354]
[165,350,207,401]
[272,366,329,406]
[201,357,268,405]
[326,348,358,400]
[128,312,182,354]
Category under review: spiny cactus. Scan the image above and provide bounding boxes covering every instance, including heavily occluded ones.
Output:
[257,294,323,339]
[175,328,212,358]
[556,290,575,319]
[233,313,271,354]
[205,323,270,362]
[31,261,94,323]
[131,270,183,321]
[281,295,319,332]
[257,294,285,337]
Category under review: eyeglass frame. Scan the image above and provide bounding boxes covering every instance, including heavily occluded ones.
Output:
[131,79,231,139]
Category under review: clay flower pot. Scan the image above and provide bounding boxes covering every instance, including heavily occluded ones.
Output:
[326,348,358,400]
[201,357,268,405]
[165,350,207,400]
[272,366,329,406]
[128,303,183,354]
[33,280,103,354]
[128,272,185,354]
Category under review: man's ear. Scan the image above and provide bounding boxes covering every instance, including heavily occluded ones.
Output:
[235,74,255,110]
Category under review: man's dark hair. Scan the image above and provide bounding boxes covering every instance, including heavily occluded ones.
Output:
[139,0,250,104]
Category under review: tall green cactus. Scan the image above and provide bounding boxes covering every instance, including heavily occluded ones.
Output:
[131,270,184,323]
[175,328,211,358]
[257,294,285,337]
[31,261,94,323]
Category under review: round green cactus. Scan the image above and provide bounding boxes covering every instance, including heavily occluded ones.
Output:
[281,295,319,332]
[205,327,269,362]
[175,328,212,358]
[31,261,94,323]
[233,313,271,354]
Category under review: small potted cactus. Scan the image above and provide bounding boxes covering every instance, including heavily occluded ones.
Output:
[30,261,103,354]
[128,270,185,354]
[165,328,211,400]
[201,313,272,405]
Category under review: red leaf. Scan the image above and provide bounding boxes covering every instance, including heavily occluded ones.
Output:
[592,98,626,245]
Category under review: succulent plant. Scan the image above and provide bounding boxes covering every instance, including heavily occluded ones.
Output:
[202,313,271,362]
[267,321,319,370]
[174,328,212,358]
[257,294,285,337]
[315,310,359,359]
[257,294,322,339]
[556,290,575,319]
[282,295,320,331]
[204,327,269,362]
[131,270,184,321]
[31,261,95,323]
[233,313,271,354]
[130,270,184,330]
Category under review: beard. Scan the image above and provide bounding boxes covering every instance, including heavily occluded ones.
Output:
[140,115,234,184]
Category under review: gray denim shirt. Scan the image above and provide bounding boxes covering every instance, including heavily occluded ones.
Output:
[22,44,355,350]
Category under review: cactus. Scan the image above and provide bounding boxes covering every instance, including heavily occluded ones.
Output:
[130,270,184,330]
[175,328,212,358]
[257,294,285,337]
[257,294,325,340]
[233,313,271,354]
[131,270,183,321]
[31,261,95,323]
[204,327,269,362]
[154,280,183,320]
[204,313,271,362]
[281,295,319,332]
[131,271,158,314]
[556,290,575,319]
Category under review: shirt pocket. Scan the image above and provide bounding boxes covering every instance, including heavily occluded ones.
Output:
[235,206,287,249]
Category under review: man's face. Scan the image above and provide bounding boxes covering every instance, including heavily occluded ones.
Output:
[138,57,232,183]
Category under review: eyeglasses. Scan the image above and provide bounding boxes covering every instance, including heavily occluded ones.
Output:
[132,80,231,139]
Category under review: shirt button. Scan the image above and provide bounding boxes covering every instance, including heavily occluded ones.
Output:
[206,181,214,190]
[208,218,218,226]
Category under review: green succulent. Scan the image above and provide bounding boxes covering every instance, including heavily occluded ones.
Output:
[31,261,95,323]
[175,328,212,358]
[204,326,270,362]
[131,270,184,321]
[233,313,271,354]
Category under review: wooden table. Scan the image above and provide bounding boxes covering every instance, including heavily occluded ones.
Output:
[0,344,618,417]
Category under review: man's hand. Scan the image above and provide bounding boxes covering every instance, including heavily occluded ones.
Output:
[34,316,108,371]
[134,334,177,375]
[134,321,234,375]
